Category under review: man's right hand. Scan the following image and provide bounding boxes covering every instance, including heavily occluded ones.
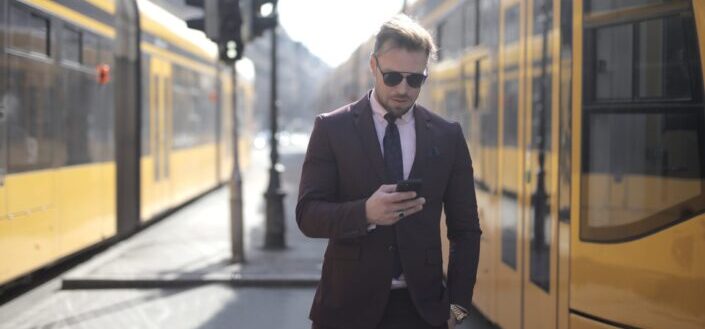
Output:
[365,184,426,226]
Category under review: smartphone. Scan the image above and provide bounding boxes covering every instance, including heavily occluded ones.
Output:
[396,179,422,195]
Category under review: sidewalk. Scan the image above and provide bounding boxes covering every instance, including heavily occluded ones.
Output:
[62,147,324,289]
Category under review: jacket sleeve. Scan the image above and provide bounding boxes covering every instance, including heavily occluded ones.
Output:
[443,122,482,311]
[296,115,370,240]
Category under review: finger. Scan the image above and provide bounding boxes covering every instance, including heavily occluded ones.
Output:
[401,204,424,217]
[395,197,425,210]
[379,184,397,193]
[387,191,417,202]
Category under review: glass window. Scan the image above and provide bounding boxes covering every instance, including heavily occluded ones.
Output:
[582,111,705,241]
[501,192,518,269]
[438,9,463,59]
[532,75,552,150]
[530,190,551,290]
[533,0,553,35]
[637,17,692,99]
[503,80,519,147]
[504,4,520,45]
[587,14,694,102]
[474,60,481,109]
[586,0,671,14]
[558,0,574,223]
[9,5,50,56]
[141,58,151,156]
[581,11,705,242]
[464,0,478,48]
[593,24,634,100]
[479,0,499,46]
[82,33,98,67]
[29,13,50,56]
[9,5,29,51]
[7,57,55,172]
[62,26,81,63]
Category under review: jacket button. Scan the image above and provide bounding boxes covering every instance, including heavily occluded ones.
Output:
[388,246,395,252]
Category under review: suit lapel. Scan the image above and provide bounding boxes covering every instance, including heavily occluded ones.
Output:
[409,106,431,180]
[352,92,386,183]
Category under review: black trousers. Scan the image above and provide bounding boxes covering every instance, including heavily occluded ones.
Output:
[312,289,448,329]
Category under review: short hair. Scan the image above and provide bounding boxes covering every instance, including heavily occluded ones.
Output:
[372,14,437,61]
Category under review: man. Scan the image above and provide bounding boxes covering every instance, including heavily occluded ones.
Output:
[296,14,481,329]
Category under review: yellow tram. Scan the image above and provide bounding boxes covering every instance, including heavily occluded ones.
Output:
[0,0,254,287]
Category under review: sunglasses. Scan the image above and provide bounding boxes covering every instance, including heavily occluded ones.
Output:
[374,55,427,89]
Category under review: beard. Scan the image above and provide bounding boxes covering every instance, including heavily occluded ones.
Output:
[380,94,415,117]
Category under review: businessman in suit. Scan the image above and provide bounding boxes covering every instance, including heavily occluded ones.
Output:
[296,14,481,329]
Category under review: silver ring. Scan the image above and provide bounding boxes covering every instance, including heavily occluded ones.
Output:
[398,211,405,219]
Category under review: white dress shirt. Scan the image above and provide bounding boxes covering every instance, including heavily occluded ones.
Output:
[369,89,416,289]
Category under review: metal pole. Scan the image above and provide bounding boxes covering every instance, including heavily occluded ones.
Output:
[264,25,286,249]
[230,65,245,263]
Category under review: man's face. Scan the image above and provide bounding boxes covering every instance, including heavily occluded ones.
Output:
[370,45,428,117]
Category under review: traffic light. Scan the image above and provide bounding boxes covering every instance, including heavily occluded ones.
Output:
[186,0,245,63]
[218,0,245,62]
[240,0,278,41]
[185,0,220,41]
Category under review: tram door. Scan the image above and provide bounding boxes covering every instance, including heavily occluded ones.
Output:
[520,0,558,328]
[496,2,525,329]
[145,57,172,219]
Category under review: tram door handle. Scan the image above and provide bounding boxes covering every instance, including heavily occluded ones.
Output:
[525,170,532,184]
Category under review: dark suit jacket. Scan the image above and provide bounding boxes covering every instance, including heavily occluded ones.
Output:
[296,92,481,329]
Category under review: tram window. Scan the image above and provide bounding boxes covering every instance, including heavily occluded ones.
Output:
[7,61,55,173]
[474,60,481,109]
[637,17,691,99]
[29,13,49,56]
[533,0,553,35]
[504,4,520,45]
[501,193,518,269]
[503,80,519,146]
[592,24,633,100]
[479,0,499,46]
[437,9,463,59]
[585,0,670,14]
[9,5,50,56]
[582,11,705,242]
[464,0,478,48]
[99,39,114,66]
[82,33,98,67]
[62,26,82,64]
[141,59,151,156]
[558,0,574,223]
[587,14,694,102]
[9,5,29,50]
[532,75,552,150]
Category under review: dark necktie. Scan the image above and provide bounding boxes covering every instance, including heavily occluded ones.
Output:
[383,112,403,278]
[384,113,404,183]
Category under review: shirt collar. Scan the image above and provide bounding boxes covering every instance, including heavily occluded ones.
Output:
[370,89,415,125]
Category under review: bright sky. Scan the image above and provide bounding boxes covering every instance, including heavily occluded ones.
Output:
[278,0,411,67]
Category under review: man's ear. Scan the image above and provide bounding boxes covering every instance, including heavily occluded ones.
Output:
[369,55,376,75]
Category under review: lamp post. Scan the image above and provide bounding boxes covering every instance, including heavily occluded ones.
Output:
[264,24,285,249]
[230,65,245,262]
